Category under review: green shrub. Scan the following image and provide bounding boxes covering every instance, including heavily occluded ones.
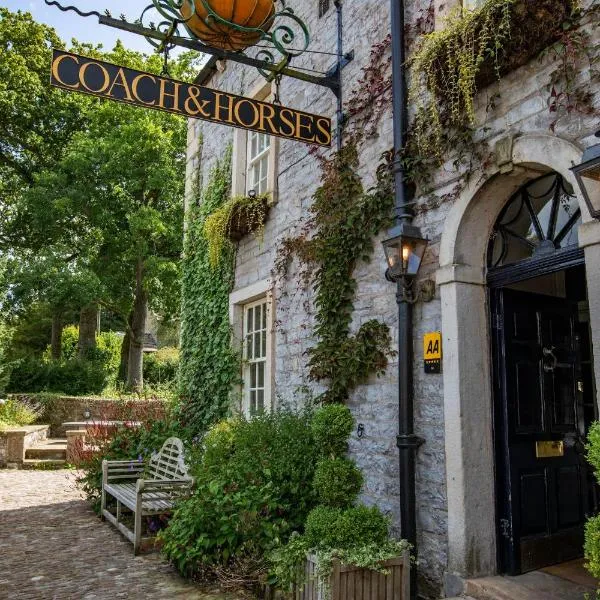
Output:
[7,357,110,395]
[585,514,600,579]
[0,397,40,430]
[587,422,600,481]
[160,410,319,584]
[144,347,179,385]
[304,505,390,550]
[313,458,363,508]
[585,423,600,579]
[311,404,354,457]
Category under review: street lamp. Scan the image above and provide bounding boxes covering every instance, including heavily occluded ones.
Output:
[571,131,600,221]
[382,224,429,301]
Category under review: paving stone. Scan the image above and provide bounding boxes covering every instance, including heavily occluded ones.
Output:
[0,470,237,599]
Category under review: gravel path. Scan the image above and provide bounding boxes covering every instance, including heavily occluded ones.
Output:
[0,469,234,599]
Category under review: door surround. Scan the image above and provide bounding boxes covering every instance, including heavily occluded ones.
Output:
[436,133,600,587]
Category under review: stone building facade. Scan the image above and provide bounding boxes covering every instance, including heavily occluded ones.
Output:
[184,1,600,597]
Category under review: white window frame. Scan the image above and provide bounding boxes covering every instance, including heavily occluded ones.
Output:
[232,81,279,200]
[246,131,271,195]
[242,298,270,416]
[230,280,274,417]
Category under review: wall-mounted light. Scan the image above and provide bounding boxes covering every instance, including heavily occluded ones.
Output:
[571,131,600,221]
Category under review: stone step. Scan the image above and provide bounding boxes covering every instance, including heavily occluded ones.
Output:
[25,439,67,461]
[21,459,67,470]
[465,571,594,600]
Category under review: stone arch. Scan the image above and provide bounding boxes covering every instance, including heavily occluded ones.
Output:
[440,133,590,272]
[435,133,599,591]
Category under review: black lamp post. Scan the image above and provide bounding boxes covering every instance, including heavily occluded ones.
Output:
[571,131,600,220]
[387,3,426,597]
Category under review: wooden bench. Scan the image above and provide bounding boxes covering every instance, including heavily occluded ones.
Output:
[101,437,193,554]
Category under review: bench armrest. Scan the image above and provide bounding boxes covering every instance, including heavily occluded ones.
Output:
[137,479,193,493]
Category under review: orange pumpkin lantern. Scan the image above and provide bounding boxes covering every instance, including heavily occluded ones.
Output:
[181,0,276,52]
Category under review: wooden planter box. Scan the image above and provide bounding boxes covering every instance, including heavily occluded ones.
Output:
[286,552,410,600]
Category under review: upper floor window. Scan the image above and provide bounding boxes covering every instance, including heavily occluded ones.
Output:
[247,132,271,195]
[232,82,278,198]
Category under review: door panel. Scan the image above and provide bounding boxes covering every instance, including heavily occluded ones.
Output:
[494,289,589,575]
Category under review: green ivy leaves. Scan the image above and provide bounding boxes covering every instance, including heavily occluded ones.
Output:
[178,147,240,434]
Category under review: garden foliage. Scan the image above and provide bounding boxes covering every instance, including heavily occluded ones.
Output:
[144,346,180,386]
[160,409,319,588]
[0,397,40,430]
[585,422,600,577]
[7,325,123,395]
[178,148,240,434]
[270,404,407,593]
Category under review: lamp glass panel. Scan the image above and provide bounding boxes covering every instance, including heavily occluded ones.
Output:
[580,163,600,214]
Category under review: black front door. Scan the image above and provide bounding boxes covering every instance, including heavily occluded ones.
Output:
[493,288,590,575]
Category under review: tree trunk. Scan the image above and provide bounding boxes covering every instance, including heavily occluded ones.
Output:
[78,303,98,358]
[51,312,63,361]
[126,261,147,392]
[118,313,133,384]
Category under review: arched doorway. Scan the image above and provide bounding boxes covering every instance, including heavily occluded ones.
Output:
[437,134,600,584]
[487,172,597,575]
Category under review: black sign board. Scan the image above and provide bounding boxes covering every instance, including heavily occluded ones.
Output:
[50,50,332,147]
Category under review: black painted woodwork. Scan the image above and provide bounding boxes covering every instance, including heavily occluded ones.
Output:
[492,288,590,575]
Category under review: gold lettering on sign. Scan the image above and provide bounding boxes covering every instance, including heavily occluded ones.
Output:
[158,79,181,110]
[259,103,277,134]
[50,51,333,147]
[184,86,212,117]
[51,53,80,89]
[79,61,110,94]
[278,109,296,137]
[316,117,333,147]
[213,92,236,124]
[131,74,157,106]
[234,99,260,128]
[107,67,134,102]
[296,112,316,143]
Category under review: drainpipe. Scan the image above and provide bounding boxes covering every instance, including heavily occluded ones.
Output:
[389,1,423,599]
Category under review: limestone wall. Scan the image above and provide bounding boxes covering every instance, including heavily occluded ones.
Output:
[186,0,600,594]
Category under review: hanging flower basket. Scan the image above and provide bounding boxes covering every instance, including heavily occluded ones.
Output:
[204,194,272,267]
[181,0,276,51]
[475,0,572,89]
[409,0,576,160]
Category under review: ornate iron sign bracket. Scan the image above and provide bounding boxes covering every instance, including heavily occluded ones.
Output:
[43,0,353,99]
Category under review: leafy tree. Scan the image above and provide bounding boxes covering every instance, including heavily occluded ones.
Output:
[0,8,89,248]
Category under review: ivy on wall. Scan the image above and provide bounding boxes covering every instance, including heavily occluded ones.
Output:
[277,144,396,404]
[178,147,240,433]
[408,0,590,179]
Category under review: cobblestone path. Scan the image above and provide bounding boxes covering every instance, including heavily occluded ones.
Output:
[0,470,235,600]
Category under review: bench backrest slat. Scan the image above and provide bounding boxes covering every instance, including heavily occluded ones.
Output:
[147,437,191,481]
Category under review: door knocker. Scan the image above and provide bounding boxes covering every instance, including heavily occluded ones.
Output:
[543,346,558,373]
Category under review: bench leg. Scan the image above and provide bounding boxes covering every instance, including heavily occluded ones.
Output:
[133,495,142,556]
[116,500,122,523]
[101,490,106,521]
[101,460,108,521]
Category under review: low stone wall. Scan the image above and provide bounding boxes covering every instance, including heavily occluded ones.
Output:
[0,425,49,467]
[9,394,166,438]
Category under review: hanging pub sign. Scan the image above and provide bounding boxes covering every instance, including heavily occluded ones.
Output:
[50,50,332,147]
